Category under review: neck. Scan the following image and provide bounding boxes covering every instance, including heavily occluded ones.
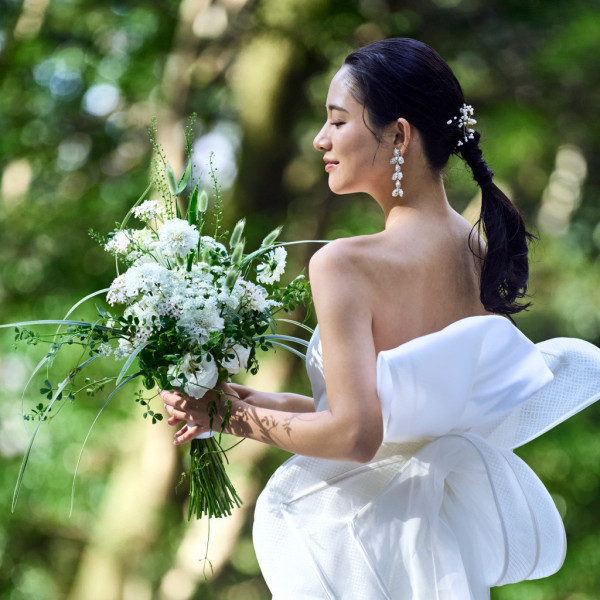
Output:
[378,170,450,229]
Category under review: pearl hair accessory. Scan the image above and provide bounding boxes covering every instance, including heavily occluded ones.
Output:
[447,104,477,148]
[390,147,404,198]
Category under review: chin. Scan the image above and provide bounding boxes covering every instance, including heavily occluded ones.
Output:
[328,178,355,196]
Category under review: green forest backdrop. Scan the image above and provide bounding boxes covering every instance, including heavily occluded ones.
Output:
[1,0,600,598]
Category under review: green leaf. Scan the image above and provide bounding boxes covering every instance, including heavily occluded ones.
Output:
[165,163,178,195]
[177,159,193,195]
[187,183,199,227]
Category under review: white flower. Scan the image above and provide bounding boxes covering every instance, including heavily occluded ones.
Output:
[124,302,160,332]
[126,229,163,265]
[157,218,199,259]
[106,263,173,306]
[222,343,251,375]
[168,353,219,399]
[239,280,268,312]
[218,281,243,311]
[135,262,173,289]
[200,236,227,256]
[114,338,134,360]
[96,342,113,357]
[131,228,156,249]
[256,246,287,285]
[132,200,167,222]
[177,293,225,344]
[107,273,128,305]
[105,231,132,255]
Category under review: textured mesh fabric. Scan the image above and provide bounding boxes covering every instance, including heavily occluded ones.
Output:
[253,316,600,599]
[477,337,600,449]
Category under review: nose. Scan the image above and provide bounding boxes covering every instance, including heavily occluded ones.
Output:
[313,123,331,152]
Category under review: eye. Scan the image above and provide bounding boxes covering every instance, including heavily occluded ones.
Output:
[331,121,345,128]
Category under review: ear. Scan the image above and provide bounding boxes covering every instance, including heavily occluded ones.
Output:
[393,118,411,153]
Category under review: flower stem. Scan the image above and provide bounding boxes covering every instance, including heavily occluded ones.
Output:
[187,437,243,520]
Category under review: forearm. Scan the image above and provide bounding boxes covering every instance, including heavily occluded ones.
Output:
[229,384,315,413]
[278,392,316,412]
[162,384,382,461]
[222,399,378,462]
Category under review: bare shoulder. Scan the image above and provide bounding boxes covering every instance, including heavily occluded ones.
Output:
[309,235,383,281]
[308,237,375,321]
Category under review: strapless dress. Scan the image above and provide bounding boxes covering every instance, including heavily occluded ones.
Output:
[253,315,600,599]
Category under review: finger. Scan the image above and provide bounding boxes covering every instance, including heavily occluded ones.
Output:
[227,382,245,398]
[167,407,188,421]
[162,399,188,421]
[160,389,186,408]
[174,424,204,446]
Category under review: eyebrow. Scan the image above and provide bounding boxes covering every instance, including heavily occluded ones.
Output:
[326,104,349,113]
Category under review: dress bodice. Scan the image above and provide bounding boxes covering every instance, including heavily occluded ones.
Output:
[305,324,327,412]
[305,315,600,448]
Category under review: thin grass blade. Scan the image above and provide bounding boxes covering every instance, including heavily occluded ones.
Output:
[12,355,100,511]
[13,373,75,511]
[53,288,111,343]
[264,340,307,361]
[241,239,330,267]
[115,341,151,386]
[275,318,314,335]
[260,334,310,347]
[119,182,153,230]
[2,320,89,329]
[70,372,141,516]
[20,354,53,417]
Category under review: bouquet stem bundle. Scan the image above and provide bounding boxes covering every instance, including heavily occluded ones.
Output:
[188,437,242,519]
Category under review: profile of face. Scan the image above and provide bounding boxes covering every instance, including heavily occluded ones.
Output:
[313,66,399,199]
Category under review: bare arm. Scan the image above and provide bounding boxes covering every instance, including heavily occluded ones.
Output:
[228,382,315,413]
[162,241,384,463]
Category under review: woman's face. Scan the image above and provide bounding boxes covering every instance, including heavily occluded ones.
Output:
[313,66,395,198]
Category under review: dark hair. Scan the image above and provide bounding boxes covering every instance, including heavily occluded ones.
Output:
[343,38,534,317]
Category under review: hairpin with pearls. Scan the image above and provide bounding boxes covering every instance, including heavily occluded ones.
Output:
[447,104,477,148]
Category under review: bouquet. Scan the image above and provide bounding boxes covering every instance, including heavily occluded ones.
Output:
[3,122,312,520]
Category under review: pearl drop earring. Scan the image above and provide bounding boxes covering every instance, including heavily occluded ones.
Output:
[390,147,404,198]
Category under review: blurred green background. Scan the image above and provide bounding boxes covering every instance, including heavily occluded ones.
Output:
[1,0,600,598]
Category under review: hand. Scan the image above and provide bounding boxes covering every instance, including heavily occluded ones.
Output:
[160,382,240,445]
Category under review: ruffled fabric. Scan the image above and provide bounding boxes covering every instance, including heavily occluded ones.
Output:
[254,316,600,599]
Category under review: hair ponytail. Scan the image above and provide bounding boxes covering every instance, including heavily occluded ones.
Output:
[460,132,534,316]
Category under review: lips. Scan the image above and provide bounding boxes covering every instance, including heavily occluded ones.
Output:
[324,158,339,172]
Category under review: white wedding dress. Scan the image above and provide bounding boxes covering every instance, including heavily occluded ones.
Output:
[253,315,600,599]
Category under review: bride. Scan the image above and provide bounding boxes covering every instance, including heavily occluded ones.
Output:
[161,38,600,599]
